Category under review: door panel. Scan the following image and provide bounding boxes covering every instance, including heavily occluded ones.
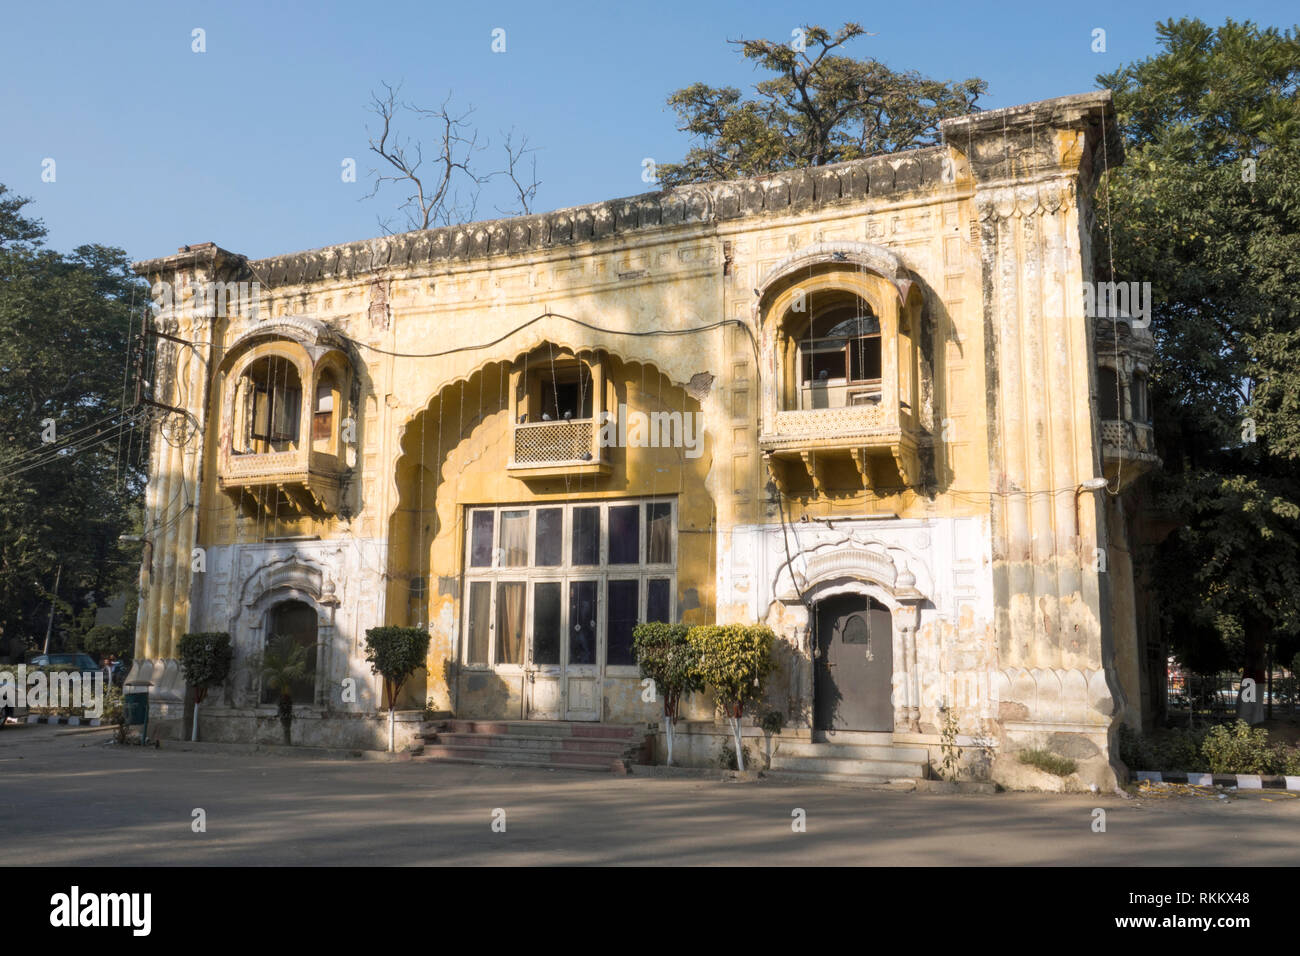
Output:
[814,595,894,732]
[527,581,562,720]
[564,580,599,720]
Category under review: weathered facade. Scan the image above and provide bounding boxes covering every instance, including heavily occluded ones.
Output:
[129,91,1156,788]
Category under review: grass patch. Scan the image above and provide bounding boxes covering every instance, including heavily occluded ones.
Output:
[1017,749,1077,777]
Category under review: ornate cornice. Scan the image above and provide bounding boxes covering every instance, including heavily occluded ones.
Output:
[974,180,1077,223]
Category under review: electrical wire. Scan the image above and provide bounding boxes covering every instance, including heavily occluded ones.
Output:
[0,410,146,482]
[340,310,762,369]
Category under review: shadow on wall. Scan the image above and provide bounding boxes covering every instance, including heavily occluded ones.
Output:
[453,663,518,720]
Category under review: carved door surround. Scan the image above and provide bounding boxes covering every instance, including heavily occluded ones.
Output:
[772,536,926,732]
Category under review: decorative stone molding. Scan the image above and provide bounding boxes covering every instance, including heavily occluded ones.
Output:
[237,552,340,616]
[974,181,1076,223]
[992,666,1114,727]
[221,315,346,368]
[754,240,915,308]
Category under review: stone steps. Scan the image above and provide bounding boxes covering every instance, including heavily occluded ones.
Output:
[764,770,919,790]
[418,719,651,773]
[768,738,929,781]
[811,730,896,746]
[775,740,929,763]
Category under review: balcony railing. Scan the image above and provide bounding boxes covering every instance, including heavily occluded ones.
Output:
[508,419,609,477]
[1100,419,1155,456]
[760,400,920,491]
[1100,418,1159,489]
[762,402,897,450]
[219,448,343,512]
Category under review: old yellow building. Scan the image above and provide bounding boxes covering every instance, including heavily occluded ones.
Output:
[128,91,1155,788]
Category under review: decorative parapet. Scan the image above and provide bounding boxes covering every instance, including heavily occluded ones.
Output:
[218,148,953,287]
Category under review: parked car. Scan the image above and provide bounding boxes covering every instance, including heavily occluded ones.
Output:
[28,653,101,675]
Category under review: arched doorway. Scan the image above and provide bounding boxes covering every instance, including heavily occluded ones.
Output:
[262,599,319,705]
[813,593,894,732]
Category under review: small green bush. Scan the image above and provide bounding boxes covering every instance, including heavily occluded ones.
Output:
[1017,749,1077,777]
[759,709,785,736]
[1118,724,1206,772]
[1201,720,1279,775]
[687,623,776,718]
[718,741,754,771]
[1278,746,1300,776]
[363,626,431,708]
[178,632,233,704]
[632,621,699,720]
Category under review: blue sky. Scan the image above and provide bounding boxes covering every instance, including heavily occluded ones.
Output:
[1,0,1293,262]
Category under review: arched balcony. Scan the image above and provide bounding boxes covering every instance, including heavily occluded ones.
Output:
[216,318,353,514]
[756,243,925,494]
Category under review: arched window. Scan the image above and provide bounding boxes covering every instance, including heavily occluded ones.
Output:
[1131,371,1150,423]
[1097,367,1120,420]
[312,371,339,451]
[239,355,302,453]
[262,600,318,706]
[798,305,881,409]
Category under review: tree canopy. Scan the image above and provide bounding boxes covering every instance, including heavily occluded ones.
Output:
[657,22,986,186]
[1097,18,1300,689]
[0,185,146,661]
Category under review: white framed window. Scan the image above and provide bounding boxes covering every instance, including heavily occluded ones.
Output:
[461,498,677,673]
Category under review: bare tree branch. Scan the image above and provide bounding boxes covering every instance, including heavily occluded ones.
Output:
[363,81,540,232]
[495,129,540,217]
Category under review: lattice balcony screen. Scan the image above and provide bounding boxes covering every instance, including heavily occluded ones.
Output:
[513,420,594,463]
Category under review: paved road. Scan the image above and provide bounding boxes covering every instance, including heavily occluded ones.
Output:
[3,724,1298,866]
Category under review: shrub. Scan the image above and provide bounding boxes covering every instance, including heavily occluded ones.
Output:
[688,623,776,772]
[632,621,700,766]
[1278,745,1300,776]
[718,741,754,771]
[1118,724,1207,772]
[364,626,431,751]
[1201,720,1279,775]
[1017,749,1077,777]
[178,632,233,742]
[759,709,785,736]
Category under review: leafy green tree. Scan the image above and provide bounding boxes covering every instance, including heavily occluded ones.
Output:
[260,635,310,746]
[657,22,985,186]
[83,587,138,670]
[632,621,701,766]
[688,624,776,771]
[178,631,233,741]
[364,625,430,751]
[0,184,146,662]
[1097,19,1300,722]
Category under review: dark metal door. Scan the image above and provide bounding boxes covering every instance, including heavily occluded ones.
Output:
[814,594,894,732]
